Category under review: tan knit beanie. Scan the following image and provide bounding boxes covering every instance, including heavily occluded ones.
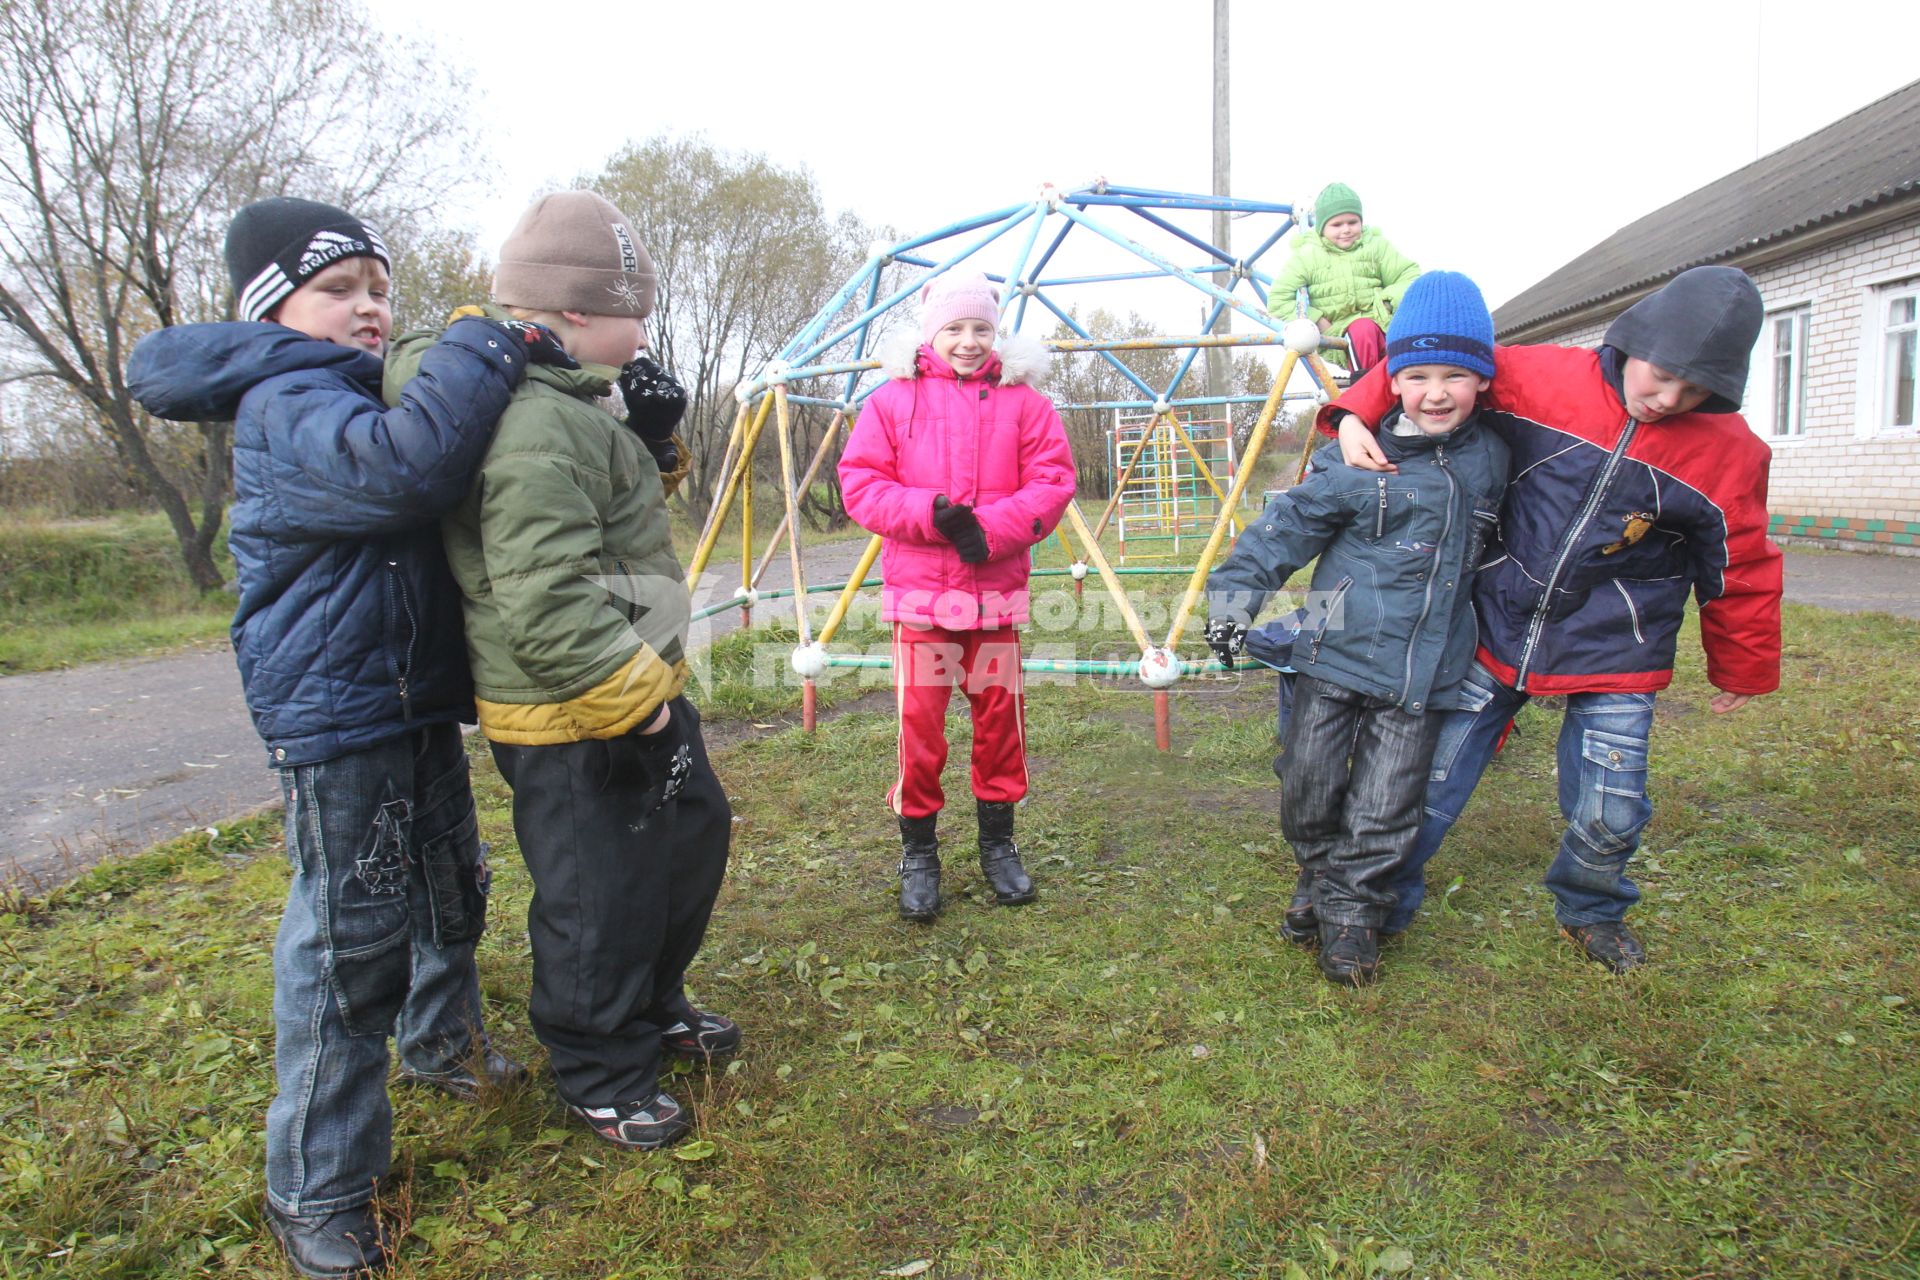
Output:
[493,191,656,318]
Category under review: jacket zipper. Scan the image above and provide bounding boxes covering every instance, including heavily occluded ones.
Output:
[1309,577,1353,663]
[1374,476,1388,540]
[1402,447,1453,706]
[1514,417,1638,689]
[614,558,640,626]
[385,560,417,721]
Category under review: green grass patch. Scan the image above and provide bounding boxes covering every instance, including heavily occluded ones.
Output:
[2,603,1916,1277]
[0,513,235,674]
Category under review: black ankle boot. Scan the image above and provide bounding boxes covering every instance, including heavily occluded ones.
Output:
[976,801,1036,906]
[898,814,940,922]
[1281,870,1318,948]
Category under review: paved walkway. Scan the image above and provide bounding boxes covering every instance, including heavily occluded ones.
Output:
[1,544,1911,888]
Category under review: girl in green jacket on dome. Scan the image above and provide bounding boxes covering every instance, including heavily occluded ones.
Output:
[1266,182,1421,372]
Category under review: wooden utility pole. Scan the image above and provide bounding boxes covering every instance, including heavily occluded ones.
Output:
[1208,0,1231,407]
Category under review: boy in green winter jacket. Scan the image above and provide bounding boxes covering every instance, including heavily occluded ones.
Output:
[1265,182,1420,372]
[385,190,732,1154]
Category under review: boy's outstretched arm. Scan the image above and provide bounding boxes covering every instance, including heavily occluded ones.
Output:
[1312,359,1400,472]
[1204,473,1349,627]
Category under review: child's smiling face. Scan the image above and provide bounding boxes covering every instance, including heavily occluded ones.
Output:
[931,318,996,375]
[1321,213,1364,250]
[272,257,391,354]
[1390,363,1489,434]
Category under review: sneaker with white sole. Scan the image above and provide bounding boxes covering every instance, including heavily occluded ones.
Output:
[568,1090,693,1150]
[660,1009,742,1062]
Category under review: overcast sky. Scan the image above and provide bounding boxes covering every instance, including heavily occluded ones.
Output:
[377,0,1920,326]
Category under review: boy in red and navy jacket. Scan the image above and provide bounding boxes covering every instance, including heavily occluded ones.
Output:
[1316,265,1782,972]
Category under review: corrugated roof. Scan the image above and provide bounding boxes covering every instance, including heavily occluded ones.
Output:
[1494,77,1920,337]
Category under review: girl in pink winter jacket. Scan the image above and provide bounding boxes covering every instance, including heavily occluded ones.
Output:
[838,271,1077,922]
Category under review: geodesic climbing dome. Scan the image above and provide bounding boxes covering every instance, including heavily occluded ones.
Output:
[683,182,1351,747]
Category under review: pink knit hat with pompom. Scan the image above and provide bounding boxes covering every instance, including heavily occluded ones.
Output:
[918,271,1000,343]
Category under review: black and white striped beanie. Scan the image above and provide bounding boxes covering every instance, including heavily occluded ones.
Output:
[224,197,391,323]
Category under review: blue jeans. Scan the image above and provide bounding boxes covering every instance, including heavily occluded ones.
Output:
[1383,661,1657,932]
[266,723,492,1215]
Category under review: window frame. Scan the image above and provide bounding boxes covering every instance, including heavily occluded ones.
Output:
[1859,275,1920,439]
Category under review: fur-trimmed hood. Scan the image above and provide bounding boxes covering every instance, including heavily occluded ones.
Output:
[877,330,1050,388]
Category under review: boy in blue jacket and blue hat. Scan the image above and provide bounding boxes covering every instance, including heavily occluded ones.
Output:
[1206,272,1512,986]
[129,197,576,1278]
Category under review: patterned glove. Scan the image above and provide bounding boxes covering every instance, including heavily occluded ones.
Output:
[617,356,688,442]
[491,318,579,369]
[932,494,989,564]
[1204,616,1247,668]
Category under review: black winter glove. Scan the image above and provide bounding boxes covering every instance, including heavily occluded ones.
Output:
[642,436,680,476]
[617,356,688,442]
[631,702,693,815]
[491,318,579,369]
[932,494,989,564]
[1204,616,1247,668]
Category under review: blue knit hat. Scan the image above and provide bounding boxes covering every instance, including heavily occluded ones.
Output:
[1386,271,1495,379]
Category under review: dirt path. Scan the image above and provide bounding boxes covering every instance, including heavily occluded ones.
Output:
[2,544,1909,890]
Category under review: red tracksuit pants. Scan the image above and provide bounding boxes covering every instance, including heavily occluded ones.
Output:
[888,622,1027,819]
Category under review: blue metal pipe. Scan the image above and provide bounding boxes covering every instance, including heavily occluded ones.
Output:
[778,257,877,365]
[1015,215,1078,330]
[1054,203,1273,331]
[1066,191,1296,215]
[1128,205,1232,265]
[886,203,1029,255]
[793,204,1038,367]
[1030,290,1159,401]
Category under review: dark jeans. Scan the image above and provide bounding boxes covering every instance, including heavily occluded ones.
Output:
[267,722,492,1215]
[1384,660,1657,931]
[490,696,730,1108]
[1280,675,1445,928]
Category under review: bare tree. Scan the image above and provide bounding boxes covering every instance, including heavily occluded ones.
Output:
[590,137,874,519]
[0,0,481,589]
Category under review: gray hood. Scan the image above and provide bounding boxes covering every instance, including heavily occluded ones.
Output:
[1602,266,1763,414]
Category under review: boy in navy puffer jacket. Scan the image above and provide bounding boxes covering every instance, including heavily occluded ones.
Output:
[1206,273,1511,987]
[128,197,575,1278]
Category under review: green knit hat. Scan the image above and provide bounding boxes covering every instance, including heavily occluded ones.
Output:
[1314,182,1363,230]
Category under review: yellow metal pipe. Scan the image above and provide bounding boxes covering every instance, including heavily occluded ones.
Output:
[771,385,813,645]
[1163,410,1234,514]
[1163,353,1297,651]
[817,533,883,646]
[686,392,776,593]
[1063,499,1152,655]
[694,402,748,557]
[751,409,846,588]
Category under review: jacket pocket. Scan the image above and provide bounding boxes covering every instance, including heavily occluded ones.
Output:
[1308,576,1354,662]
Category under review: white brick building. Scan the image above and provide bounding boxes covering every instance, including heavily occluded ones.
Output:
[1495,80,1920,555]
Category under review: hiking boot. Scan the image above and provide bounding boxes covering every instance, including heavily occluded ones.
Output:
[976,800,1036,906]
[1281,870,1317,947]
[568,1091,693,1150]
[898,814,941,922]
[1562,920,1646,974]
[1316,922,1380,987]
[397,1046,528,1102]
[263,1199,390,1278]
[661,1008,742,1062]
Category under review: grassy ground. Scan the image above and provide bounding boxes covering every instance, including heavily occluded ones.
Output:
[0,513,236,674]
[0,498,878,676]
[3,592,1916,1278]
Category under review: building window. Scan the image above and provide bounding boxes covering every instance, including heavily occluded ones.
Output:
[1766,307,1810,437]
[1877,280,1918,433]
